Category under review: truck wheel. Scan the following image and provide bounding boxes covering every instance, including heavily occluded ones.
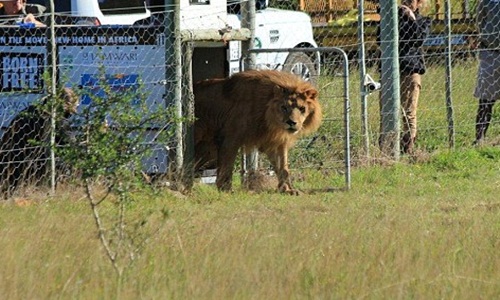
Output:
[283,52,318,85]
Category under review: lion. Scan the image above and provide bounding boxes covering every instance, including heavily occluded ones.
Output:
[194,69,322,195]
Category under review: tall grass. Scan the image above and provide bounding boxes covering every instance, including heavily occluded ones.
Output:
[0,50,499,300]
[1,146,499,299]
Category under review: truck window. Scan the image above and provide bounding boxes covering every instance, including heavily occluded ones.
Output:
[190,0,210,5]
[98,0,147,15]
[53,0,70,13]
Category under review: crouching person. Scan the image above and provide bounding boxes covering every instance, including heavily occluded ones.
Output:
[0,88,78,199]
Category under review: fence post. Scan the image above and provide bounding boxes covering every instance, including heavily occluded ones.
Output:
[445,0,455,148]
[47,0,57,195]
[379,0,400,158]
[164,0,184,177]
[183,42,195,189]
[241,0,258,183]
[241,0,256,70]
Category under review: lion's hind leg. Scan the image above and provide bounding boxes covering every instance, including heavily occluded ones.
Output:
[194,140,217,171]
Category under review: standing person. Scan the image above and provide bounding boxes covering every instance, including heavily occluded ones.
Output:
[473,0,499,145]
[0,0,46,27]
[396,0,430,154]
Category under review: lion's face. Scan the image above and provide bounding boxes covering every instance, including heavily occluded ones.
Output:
[269,86,319,134]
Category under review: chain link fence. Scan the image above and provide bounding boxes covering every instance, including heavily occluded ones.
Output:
[271,0,498,160]
[0,7,179,198]
[0,0,498,198]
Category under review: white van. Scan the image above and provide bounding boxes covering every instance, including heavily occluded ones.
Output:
[30,0,151,25]
[27,0,318,82]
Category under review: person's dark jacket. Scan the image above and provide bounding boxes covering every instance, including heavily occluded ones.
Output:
[398,7,431,75]
[476,0,500,49]
[376,6,431,75]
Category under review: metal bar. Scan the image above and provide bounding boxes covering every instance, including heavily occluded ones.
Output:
[357,0,370,157]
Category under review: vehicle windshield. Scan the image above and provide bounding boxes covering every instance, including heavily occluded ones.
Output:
[97,0,147,15]
[27,0,147,14]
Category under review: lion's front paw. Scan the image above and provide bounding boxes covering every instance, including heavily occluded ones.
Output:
[278,184,301,196]
[285,189,301,196]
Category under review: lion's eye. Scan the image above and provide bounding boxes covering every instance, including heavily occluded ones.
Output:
[299,106,306,114]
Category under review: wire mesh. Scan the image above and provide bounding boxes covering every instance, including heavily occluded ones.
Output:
[0,0,498,197]
[271,0,498,158]
[0,3,177,198]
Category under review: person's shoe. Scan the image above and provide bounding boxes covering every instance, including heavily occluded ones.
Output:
[472,138,484,146]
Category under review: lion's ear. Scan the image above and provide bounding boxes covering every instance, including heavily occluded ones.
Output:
[304,88,318,100]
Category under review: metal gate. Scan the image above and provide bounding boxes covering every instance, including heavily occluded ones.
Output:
[241,47,352,191]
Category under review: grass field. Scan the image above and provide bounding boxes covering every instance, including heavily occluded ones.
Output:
[1,146,499,299]
[1,55,499,299]
[2,1,498,298]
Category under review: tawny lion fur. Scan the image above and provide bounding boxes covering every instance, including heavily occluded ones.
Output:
[194,69,322,194]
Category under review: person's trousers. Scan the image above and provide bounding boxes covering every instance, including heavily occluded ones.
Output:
[400,73,422,142]
[379,72,421,154]
[399,73,422,153]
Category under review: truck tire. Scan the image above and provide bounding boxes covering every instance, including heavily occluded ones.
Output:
[283,52,319,86]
